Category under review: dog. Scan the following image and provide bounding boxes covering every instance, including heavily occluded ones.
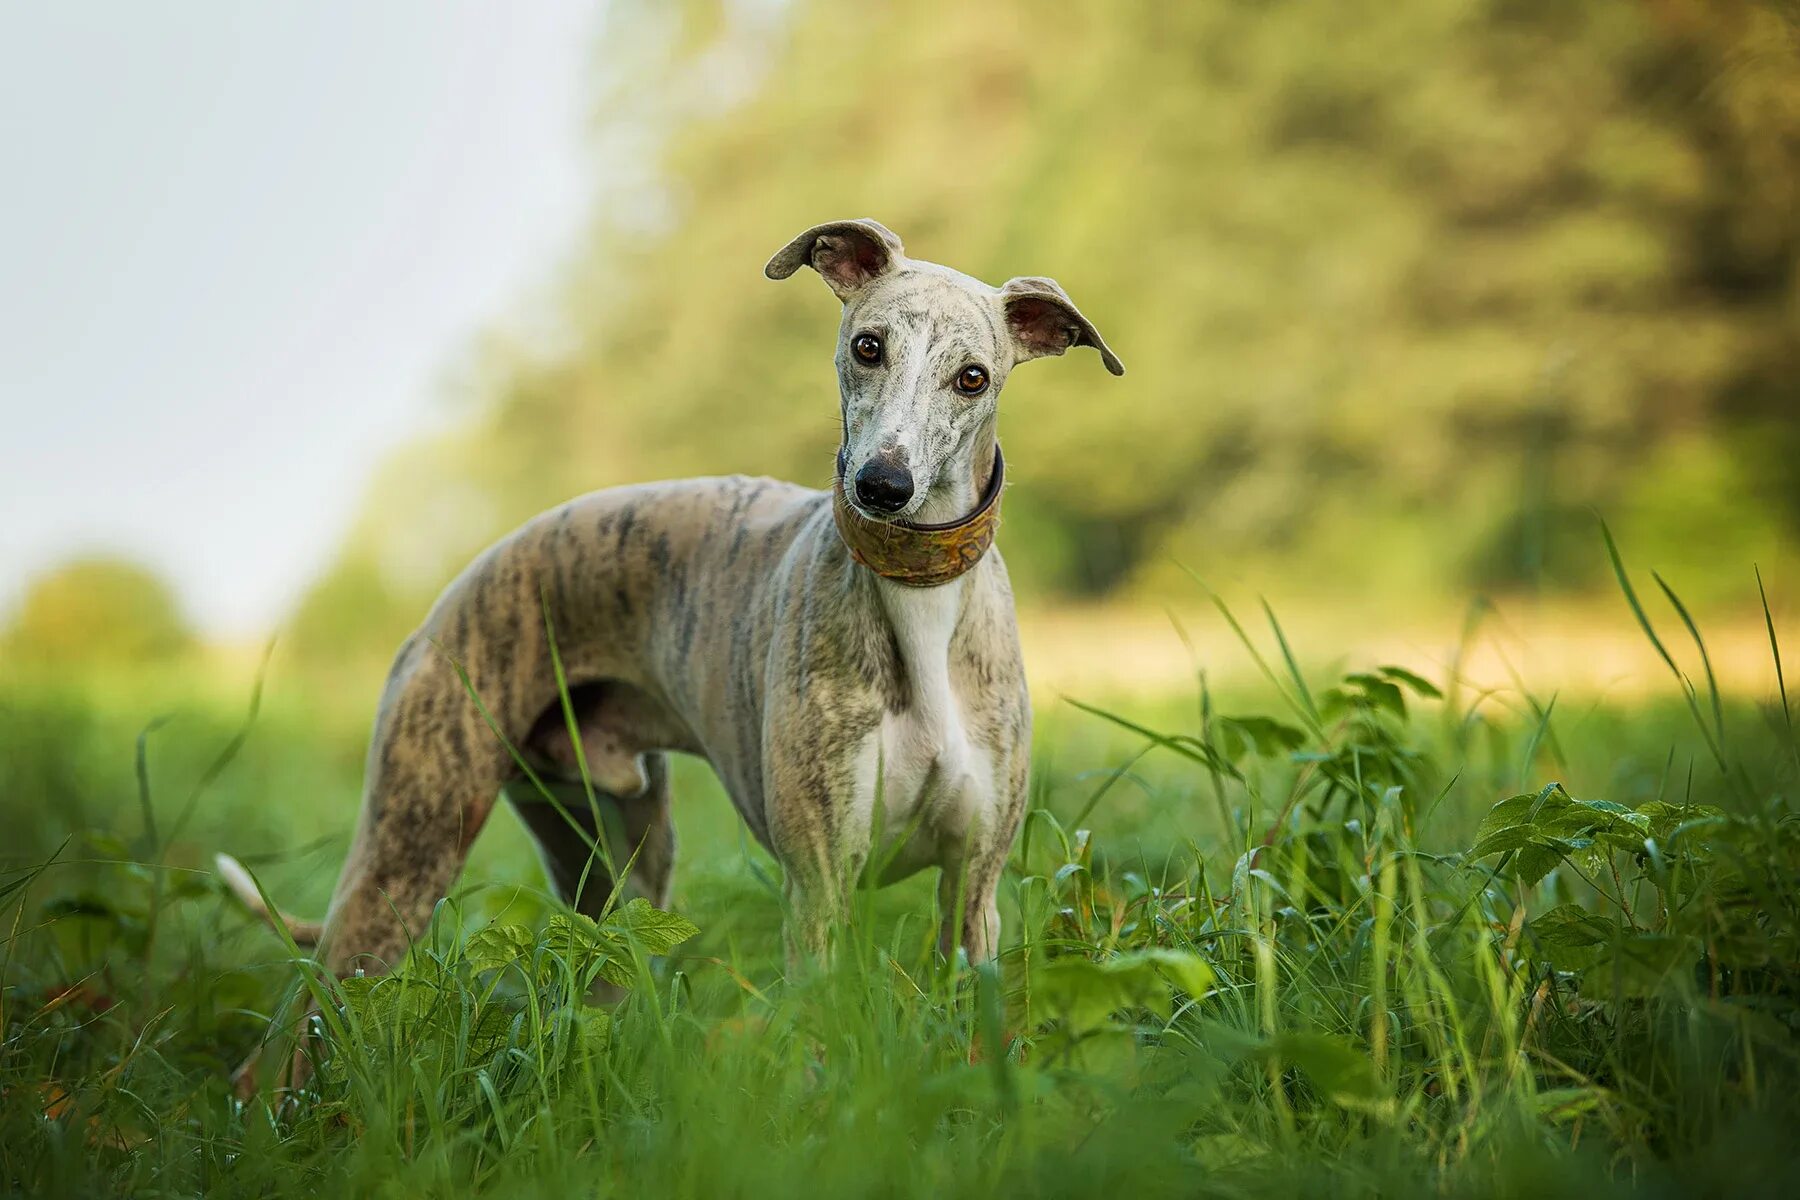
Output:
[222,218,1122,1023]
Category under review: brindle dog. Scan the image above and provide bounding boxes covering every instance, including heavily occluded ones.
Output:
[223,218,1122,1046]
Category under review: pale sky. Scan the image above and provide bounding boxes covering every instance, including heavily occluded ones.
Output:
[0,2,599,636]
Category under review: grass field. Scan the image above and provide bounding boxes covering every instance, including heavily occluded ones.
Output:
[3,579,1798,1198]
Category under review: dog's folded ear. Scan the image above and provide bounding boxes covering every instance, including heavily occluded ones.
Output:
[765,219,907,299]
[999,276,1125,376]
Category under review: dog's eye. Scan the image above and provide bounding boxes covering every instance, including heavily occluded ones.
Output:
[852,333,883,365]
[955,365,989,395]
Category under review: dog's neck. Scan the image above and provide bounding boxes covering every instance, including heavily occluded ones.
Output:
[851,419,998,716]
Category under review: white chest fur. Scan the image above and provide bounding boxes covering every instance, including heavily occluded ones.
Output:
[855,576,996,879]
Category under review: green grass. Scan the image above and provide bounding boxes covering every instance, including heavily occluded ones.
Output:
[3,586,1798,1198]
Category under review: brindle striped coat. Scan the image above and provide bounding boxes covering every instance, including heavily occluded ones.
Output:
[312,219,1123,982]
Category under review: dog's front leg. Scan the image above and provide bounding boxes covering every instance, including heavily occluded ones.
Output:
[936,851,1003,965]
[780,869,841,968]
[936,737,1030,966]
[762,708,879,971]
[934,805,1010,966]
[770,801,869,971]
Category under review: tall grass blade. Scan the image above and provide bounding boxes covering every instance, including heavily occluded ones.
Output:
[1062,695,1239,779]
[133,715,174,854]
[540,591,624,913]
[1653,570,1726,754]
[1600,520,1725,770]
[165,638,275,847]
[1176,561,1325,738]
[1600,518,1680,678]
[1262,597,1320,726]
[1757,566,1796,764]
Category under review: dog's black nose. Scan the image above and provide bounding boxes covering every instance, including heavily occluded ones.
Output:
[854,457,914,514]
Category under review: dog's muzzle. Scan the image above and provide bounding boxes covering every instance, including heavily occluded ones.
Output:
[832,445,1004,587]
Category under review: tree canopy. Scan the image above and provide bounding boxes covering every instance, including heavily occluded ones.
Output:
[294,0,1800,661]
[4,556,195,668]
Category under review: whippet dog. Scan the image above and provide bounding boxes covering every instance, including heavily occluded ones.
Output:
[224,218,1122,994]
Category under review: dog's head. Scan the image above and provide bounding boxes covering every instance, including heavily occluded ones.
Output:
[767,219,1123,523]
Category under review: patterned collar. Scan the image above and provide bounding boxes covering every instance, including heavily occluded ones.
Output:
[832,445,1005,588]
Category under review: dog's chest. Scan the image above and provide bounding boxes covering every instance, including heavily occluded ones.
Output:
[860,581,996,872]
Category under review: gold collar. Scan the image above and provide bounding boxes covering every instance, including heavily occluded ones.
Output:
[832,445,1005,588]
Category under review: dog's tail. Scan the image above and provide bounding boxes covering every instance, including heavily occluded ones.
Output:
[214,853,324,948]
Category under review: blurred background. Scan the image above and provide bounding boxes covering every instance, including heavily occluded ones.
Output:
[5,9,1799,1183]
[4,0,1798,696]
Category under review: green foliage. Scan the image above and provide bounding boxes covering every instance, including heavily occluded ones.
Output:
[294,0,1800,662]
[318,900,692,1089]
[3,558,1799,1194]
[2,556,194,668]
[1033,948,1215,1036]
[1471,786,1800,999]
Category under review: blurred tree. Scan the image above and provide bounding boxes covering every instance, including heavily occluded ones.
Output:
[2,557,195,667]
[294,0,1800,662]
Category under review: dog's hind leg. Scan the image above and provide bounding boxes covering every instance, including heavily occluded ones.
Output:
[508,751,676,917]
[232,657,513,1095]
[315,653,519,979]
[508,680,691,917]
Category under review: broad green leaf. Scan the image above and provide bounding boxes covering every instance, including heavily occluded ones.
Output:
[1514,845,1562,888]
[338,972,439,1031]
[1556,799,1648,839]
[1574,797,1637,818]
[605,897,700,956]
[1475,790,1568,847]
[1217,715,1308,759]
[1471,823,1540,858]
[1034,959,1134,1032]
[466,923,535,975]
[1343,673,1407,719]
[592,954,635,988]
[1526,904,1613,971]
[1472,787,1607,882]
[1035,953,1176,1033]
[1317,686,1352,723]
[546,911,606,952]
[1137,948,1217,1001]
[1377,665,1443,699]
[1265,1033,1384,1107]
[1564,842,1614,881]
[1633,801,1725,846]
[577,1007,612,1056]
[1035,948,1217,1036]
[547,911,626,981]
